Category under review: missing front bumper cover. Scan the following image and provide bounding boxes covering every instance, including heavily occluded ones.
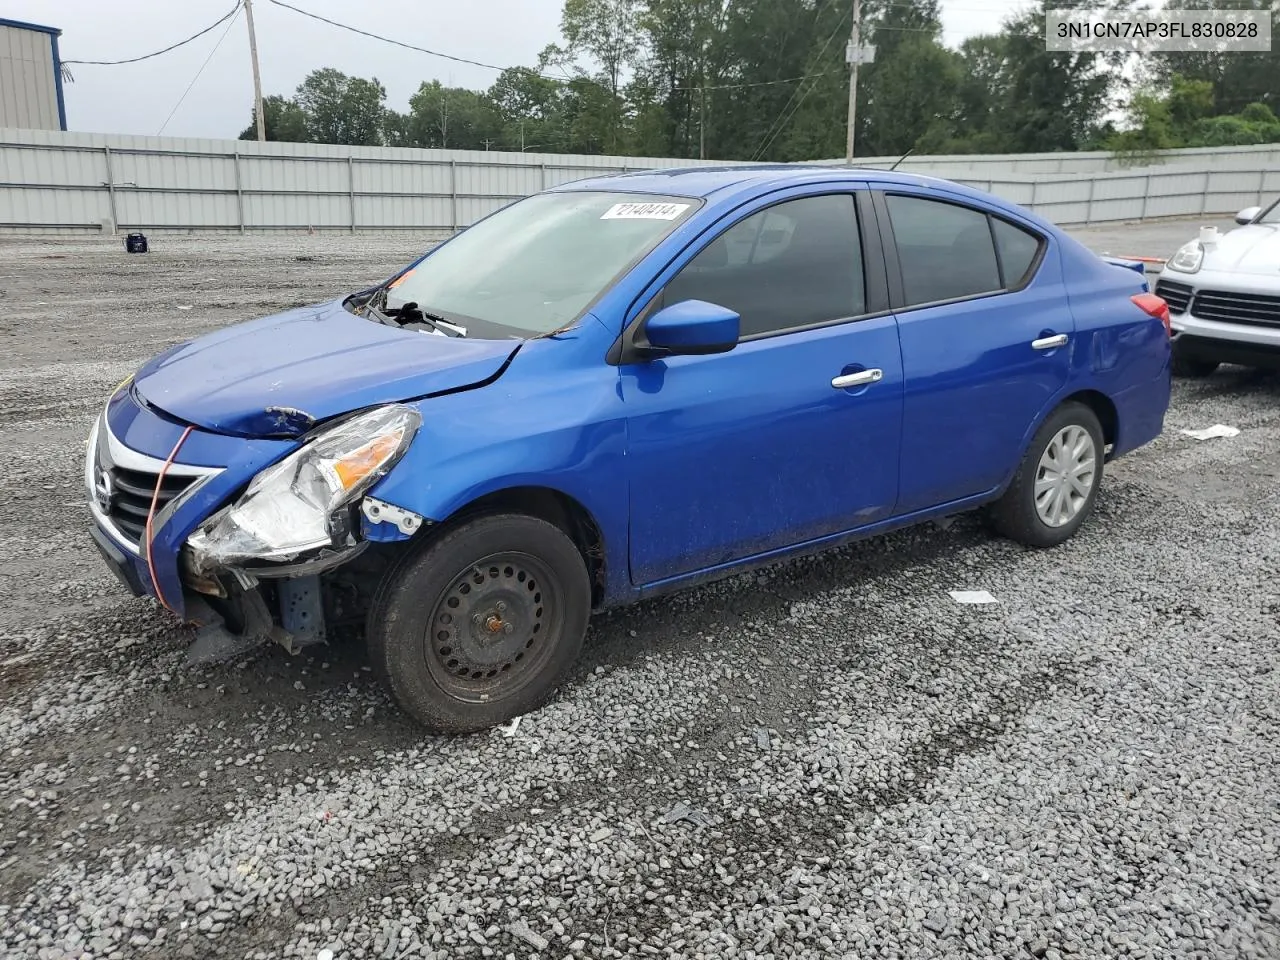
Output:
[361,496,424,536]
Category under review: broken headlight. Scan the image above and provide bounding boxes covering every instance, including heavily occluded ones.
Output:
[187,404,420,570]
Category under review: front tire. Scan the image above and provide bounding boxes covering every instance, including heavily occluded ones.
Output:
[367,513,591,733]
[990,402,1104,549]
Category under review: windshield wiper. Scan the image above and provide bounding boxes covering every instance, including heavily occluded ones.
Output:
[394,302,467,337]
[360,287,466,337]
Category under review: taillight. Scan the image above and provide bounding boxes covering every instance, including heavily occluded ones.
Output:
[1131,292,1171,336]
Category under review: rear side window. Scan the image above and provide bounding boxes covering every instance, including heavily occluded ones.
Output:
[663,194,865,338]
[991,217,1042,288]
[886,195,1002,307]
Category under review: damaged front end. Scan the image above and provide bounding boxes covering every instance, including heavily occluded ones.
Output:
[179,405,427,662]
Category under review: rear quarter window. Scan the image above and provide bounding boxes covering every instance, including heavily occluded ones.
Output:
[992,217,1043,289]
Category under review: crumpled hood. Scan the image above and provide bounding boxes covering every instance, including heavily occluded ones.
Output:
[133,298,519,437]
[1201,224,1280,276]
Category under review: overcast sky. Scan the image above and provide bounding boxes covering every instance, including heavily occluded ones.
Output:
[9,0,1015,140]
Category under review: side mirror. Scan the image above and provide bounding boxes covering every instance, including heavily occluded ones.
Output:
[643,299,740,356]
[1235,206,1261,226]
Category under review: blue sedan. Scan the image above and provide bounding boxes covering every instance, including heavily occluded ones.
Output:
[85,165,1172,731]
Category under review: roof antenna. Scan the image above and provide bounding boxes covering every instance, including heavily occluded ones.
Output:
[888,147,915,172]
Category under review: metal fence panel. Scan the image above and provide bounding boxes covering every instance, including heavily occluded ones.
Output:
[117,189,239,228]
[353,160,453,196]
[245,192,348,228]
[356,194,453,230]
[3,127,1277,234]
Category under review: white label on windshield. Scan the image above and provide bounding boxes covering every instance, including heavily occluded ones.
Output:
[601,202,690,221]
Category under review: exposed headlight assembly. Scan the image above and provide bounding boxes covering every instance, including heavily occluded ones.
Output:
[188,404,420,571]
[1166,240,1203,274]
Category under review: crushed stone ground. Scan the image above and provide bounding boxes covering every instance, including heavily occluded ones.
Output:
[0,219,1276,960]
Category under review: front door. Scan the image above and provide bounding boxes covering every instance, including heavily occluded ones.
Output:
[620,190,905,586]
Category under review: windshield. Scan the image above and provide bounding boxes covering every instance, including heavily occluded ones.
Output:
[1258,199,1280,224]
[385,191,699,336]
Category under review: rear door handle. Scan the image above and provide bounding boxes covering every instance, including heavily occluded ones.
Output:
[831,368,883,389]
[1032,334,1069,350]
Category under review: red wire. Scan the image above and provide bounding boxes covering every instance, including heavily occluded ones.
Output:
[145,425,195,615]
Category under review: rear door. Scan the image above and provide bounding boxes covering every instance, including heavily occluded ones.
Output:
[620,188,904,585]
[873,188,1074,514]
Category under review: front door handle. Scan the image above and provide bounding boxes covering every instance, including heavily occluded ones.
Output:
[831,368,883,389]
[1032,334,1069,350]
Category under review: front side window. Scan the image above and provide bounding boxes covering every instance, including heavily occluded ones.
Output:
[662,194,866,339]
[386,191,699,337]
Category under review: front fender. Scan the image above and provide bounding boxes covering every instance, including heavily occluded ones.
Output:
[366,339,634,606]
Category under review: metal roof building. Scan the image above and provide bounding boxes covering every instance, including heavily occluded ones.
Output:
[0,18,67,131]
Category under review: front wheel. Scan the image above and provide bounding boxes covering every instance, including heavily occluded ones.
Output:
[989,402,1104,549]
[367,513,591,733]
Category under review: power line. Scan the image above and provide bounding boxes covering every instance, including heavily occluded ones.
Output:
[266,0,565,82]
[750,4,846,160]
[675,71,841,92]
[752,6,852,161]
[158,6,243,135]
[63,2,242,66]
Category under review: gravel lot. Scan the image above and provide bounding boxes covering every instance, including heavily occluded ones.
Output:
[0,217,1277,960]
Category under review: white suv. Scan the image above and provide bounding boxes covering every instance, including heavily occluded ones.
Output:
[1155,200,1280,377]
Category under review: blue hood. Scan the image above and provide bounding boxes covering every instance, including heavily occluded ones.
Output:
[133,298,519,437]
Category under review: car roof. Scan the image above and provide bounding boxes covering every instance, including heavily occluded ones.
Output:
[547,163,968,200]
[546,163,1055,235]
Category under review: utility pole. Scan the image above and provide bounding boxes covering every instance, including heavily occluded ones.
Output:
[845,0,861,164]
[244,0,266,141]
[699,84,706,160]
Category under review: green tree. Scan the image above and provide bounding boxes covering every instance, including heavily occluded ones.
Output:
[238,94,308,142]
[686,0,842,162]
[294,68,388,146]
[861,37,962,156]
[988,1,1124,153]
[487,67,565,152]
[1153,0,1280,115]
[1104,73,1280,158]
[943,34,1007,153]
[634,0,741,158]
[401,81,504,150]
[1167,75,1215,134]
[552,0,645,153]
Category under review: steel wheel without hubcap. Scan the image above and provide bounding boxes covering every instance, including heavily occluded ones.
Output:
[425,552,562,704]
[368,512,591,732]
[1034,424,1097,528]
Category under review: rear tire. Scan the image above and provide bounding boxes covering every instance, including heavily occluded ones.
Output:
[990,402,1104,549]
[1171,352,1219,378]
[367,513,591,733]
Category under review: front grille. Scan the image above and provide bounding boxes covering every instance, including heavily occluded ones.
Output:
[1190,289,1280,329]
[103,465,197,547]
[1154,279,1192,314]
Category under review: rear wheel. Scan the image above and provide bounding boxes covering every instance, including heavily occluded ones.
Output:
[1171,352,1219,378]
[990,402,1104,549]
[367,513,591,733]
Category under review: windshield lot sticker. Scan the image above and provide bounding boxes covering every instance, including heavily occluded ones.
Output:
[601,202,691,221]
